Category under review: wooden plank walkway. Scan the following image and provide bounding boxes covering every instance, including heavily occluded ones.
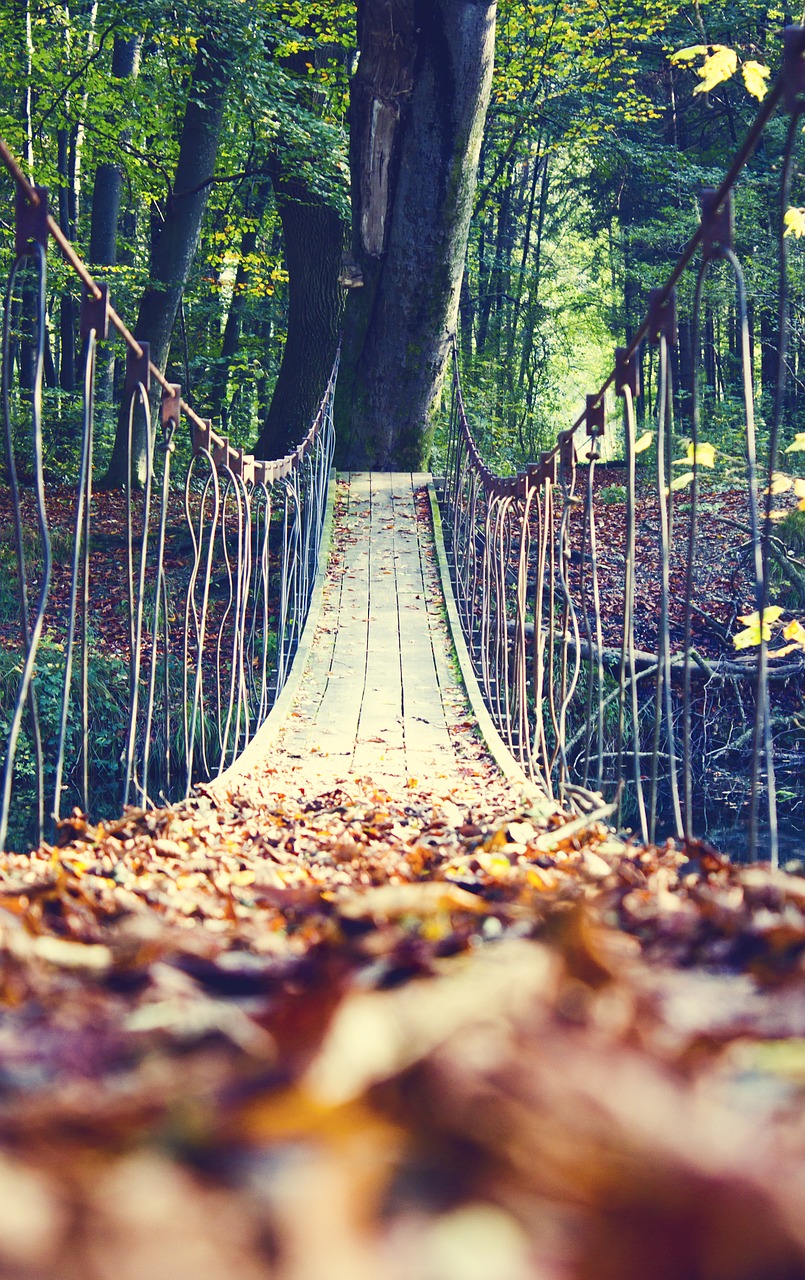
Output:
[241,472,499,800]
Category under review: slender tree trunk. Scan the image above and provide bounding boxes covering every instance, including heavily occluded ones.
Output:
[57,128,77,391]
[335,0,496,469]
[101,33,234,487]
[89,35,142,264]
[88,34,141,401]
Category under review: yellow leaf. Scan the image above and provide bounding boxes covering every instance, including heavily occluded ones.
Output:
[793,478,805,498]
[666,471,695,494]
[693,46,738,95]
[783,619,805,649]
[785,431,805,451]
[784,209,805,240]
[737,606,784,626]
[670,44,708,63]
[685,441,716,467]
[476,852,515,878]
[734,605,784,649]
[732,624,759,650]
[634,431,653,454]
[231,869,256,887]
[742,60,770,100]
[765,472,793,495]
[768,509,789,521]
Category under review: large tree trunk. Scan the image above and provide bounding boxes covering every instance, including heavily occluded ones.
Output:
[252,165,344,459]
[101,33,233,487]
[335,0,496,469]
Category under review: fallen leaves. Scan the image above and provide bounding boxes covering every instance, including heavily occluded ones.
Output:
[0,778,801,1276]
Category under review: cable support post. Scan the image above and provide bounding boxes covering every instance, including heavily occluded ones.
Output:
[212,439,231,471]
[585,394,605,438]
[191,418,213,457]
[701,188,734,258]
[124,341,150,396]
[783,25,805,112]
[160,383,181,452]
[534,451,557,486]
[227,447,254,484]
[80,282,109,341]
[558,430,576,478]
[15,184,48,257]
[647,287,677,347]
[615,346,640,398]
[253,460,267,487]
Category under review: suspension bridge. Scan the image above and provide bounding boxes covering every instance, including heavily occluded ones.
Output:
[2,29,805,870]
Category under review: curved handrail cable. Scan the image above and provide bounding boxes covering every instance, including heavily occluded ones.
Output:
[0,132,338,848]
[441,29,805,867]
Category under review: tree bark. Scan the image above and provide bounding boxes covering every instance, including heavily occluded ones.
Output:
[101,33,233,487]
[89,35,141,267]
[88,35,142,403]
[335,0,496,469]
[252,165,344,459]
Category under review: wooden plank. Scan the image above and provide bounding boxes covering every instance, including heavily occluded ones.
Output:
[270,470,482,790]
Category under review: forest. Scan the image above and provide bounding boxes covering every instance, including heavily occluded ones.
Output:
[1,0,804,838]
[2,3,805,1275]
[2,0,804,475]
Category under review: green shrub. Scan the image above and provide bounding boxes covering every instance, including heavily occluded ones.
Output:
[600,483,627,504]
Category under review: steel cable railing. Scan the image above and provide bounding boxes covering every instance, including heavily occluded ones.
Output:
[442,26,805,869]
[0,152,336,852]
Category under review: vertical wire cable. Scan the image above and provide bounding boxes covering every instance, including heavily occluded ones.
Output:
[54,324,96,820]
[183,453,218,790]
[556,449,582,795]
[122,384,154,809]
[754,116,798,869]
[617,384,648,841]
[682,261,710,840]
[0,247,49,850]
[725,245,779,864]
[141,414,175,804]
[532,480,553,793]
[649,336,683,841]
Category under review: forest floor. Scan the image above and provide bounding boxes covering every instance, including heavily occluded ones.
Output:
[0,467,800,662]
[0,478,804,1277]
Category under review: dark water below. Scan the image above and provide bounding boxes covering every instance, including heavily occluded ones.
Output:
[621,765,805,866]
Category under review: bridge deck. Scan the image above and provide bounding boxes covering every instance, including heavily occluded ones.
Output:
[229,472,498,802]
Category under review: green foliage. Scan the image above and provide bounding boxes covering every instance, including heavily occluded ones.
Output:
[0,635,130,851]
[600,484,627,504]
[778,509,805,558]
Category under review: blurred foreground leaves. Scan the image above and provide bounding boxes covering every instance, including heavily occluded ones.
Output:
[0,785,804,1277]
